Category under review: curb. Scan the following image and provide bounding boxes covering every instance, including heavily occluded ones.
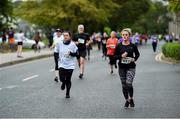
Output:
[155,52,179,64]
[0,53,53,68]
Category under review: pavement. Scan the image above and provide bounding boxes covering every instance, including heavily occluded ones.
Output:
[0,41,180,118]
[0,48,53,67]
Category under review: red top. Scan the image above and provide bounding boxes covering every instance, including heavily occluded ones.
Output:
[106,38,118,55]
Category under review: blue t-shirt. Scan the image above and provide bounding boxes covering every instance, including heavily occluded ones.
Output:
[57,41,78,69]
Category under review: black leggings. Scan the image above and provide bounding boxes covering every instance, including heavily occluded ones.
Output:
[102,44,107,56]
[59,68,73,95]
[54,52,59,70]
[119,68,135,100]
[152,42,157,52]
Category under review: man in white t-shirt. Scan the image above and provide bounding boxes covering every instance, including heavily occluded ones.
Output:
[57,31,78,98]
[50,28,64,82]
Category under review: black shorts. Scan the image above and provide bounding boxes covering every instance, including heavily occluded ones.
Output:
[77,50,86,59]
[18,42,23,45]
[108,55,116,65]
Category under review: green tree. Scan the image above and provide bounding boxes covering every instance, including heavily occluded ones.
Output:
[109,0,151,31]
[132,1,170,34]
[168,0,180,13]
[0,0,13,30]
[15,0,119,33]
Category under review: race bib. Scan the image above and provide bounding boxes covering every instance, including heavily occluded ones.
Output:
[78,38,85,44]
[110,45,115,49]
[153,40,157,42]
[121,57,132,64]
[59,53,70,63]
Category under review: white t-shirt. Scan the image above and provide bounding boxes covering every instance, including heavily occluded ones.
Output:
[53,35,64,53]
[17,33,25,42]
[57,41,78,69]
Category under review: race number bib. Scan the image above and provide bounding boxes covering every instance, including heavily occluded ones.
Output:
[110,45,115,49]
[59,53,70,63]
[78,38,85,44]
[153,39,157,42]
[121,57,132,64]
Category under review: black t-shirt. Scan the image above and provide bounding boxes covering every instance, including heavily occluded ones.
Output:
[114,43,140,68]
[73,33,90,51]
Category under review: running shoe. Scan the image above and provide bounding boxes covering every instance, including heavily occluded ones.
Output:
[79,73,83,79]
[66,94,70,98]
[129,99,135,107]
[61,82,65,90]
[124,101,129,109]
[54,77,58,82]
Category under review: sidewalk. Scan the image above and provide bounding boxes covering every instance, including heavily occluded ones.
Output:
[0,48,53,67]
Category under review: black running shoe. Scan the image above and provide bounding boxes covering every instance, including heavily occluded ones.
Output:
[79,74,83,79]
[66,94,70,98]
[130,99,135,107]
[54,77,58,82]
[61,83,65,90]
[124,101,129,109]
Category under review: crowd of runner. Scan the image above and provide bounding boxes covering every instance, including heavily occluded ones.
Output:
[49,25,140,109]
[0,25,179,108]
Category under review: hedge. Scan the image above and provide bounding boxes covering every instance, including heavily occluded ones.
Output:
[162,43,180,60]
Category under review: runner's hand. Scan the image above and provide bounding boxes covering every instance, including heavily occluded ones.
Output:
[131,58,135,62]
[122,52,128,58]
[86,43,89,46]
[75,41,79,45]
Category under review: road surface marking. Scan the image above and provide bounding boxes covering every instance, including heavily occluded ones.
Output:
[0,88,2,91]
[155,53,173,64]
[5,85,17,89]
[22,75,39,82]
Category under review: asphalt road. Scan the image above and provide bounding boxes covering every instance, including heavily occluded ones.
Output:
[0,42,180,118]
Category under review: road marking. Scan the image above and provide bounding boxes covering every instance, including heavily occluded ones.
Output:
[155,53,173,64]
[0,88,2,91]
[155,53,160,61]
[49,69,54,72]
[22,75,39,82]
[5,85,17,89]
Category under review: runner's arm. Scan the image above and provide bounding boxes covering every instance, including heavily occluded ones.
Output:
[133,45,140,61]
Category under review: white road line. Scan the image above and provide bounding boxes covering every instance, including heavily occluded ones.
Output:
[22,75,39,82]
[155,53,173,64]
[5,85,17,89]
[155,54,159,61]
[0,88,2,91]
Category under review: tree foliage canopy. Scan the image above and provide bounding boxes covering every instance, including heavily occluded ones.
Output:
[14,0,171,34]
[15,0,119,32]
[168,0,180,14]
[0,0,13,30]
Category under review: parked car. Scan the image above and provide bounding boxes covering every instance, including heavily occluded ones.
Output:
[15,38,45,49]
